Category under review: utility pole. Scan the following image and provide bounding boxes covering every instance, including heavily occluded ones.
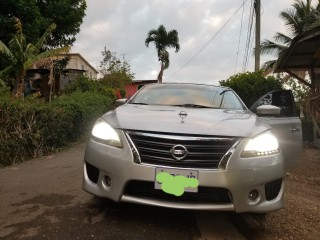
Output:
[255,0,261,72]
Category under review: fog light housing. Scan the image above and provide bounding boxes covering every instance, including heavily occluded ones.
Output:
[248,190,259,201]
[105,176,112,187]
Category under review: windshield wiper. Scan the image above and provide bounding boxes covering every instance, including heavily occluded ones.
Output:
[173,104,214,109]
[130,102,149,105]
[219,89,232,95]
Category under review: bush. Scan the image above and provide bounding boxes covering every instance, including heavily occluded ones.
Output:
[0,86,11,98]
[0,91,113,167]
[220,71,283,107]
[62,75,118,102]
[63,75,100,94]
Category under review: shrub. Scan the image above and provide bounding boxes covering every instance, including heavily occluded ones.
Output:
[63,75,99,94]
[0,91,113,167]
[220,71,283,107]
[0,86,11,98]
[62,75,117,102]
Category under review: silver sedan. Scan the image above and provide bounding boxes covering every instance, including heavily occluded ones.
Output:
[82,83,301,213]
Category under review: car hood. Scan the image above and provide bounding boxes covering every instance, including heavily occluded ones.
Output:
[102,104,271,138]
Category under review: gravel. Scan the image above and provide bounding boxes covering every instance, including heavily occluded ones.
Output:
[233,146,320,240]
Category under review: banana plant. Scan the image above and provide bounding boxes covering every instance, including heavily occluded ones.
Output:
[0,18,70,98]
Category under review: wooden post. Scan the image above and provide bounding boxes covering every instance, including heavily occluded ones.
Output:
[255,0,261,72]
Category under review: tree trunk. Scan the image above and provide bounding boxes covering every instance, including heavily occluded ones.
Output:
[12,69,25,99]
[12,75,20,97]
[157,62,164,83]
[309,68,320,142]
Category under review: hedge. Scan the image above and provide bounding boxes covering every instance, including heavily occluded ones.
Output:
[0,91,114,167]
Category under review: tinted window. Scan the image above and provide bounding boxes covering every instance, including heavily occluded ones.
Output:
[250,90,296,117]
[130,84,245,110]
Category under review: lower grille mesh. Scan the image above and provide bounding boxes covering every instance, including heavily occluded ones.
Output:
[124,180,232,204]
[265,179,282,201]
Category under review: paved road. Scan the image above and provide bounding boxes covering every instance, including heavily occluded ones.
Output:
[0,143,246,240]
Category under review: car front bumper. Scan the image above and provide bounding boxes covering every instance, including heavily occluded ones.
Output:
[82,133,284,213]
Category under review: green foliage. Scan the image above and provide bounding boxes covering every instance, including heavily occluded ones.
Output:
[102,88,118,102]
[119,88,126,98]
[261,0,320,71]
[0,85,10,98]
[62,75,118,102]
[63,75,100,94]
[99,47,134,89]
[0,91,113,167]
[220,71,283,107]
[0,0,86,48]
[284,78,309,106]
[0,18,70,97]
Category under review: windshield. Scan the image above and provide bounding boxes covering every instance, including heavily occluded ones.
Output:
[129,84,245,110]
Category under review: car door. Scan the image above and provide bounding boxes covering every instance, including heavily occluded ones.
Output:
[250,90,302,169]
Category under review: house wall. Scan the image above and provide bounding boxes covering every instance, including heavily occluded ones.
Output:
[125,81,157,99]
[67,55,98,79]
[125,84,138,99]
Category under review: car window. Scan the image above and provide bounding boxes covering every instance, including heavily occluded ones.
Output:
[129,84,245,110]
[219,91,244,109]
[250,90,296,117]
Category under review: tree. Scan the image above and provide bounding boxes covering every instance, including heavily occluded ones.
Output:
[145,25,180,83]
[99,47,134,91]
[0,0,86,48]
[261,0,320,72]
[260,0,320,140]
[219,71,283,107]
[0,18,70,98]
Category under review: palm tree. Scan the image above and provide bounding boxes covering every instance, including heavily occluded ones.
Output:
[261,0,320,73]
[0,18,70,98]
[261,0,320,140]
[145,25,180,83]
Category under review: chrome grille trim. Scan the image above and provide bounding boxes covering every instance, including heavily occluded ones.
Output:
[126,131,236,142]
[125,131,240,169]
[218,141,241,170]
[125,132,141,163]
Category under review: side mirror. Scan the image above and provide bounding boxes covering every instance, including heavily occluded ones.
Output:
[115,98,127,107]
[250,90,296,117]
[256,105,281,116]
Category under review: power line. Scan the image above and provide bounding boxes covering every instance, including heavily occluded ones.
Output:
[242,0,254,72]
[242,0,253,71]
[166,0,250,80]
[234,0,246,74]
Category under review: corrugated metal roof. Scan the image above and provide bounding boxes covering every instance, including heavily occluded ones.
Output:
[274,27,320,72]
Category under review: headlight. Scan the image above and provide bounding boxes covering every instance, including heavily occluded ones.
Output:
[241,131,279,158]
[91,119,122,147]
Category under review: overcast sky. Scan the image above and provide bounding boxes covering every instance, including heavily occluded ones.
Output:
[72,0,295,85]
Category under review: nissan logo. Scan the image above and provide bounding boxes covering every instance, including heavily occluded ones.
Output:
[170,145,188,160]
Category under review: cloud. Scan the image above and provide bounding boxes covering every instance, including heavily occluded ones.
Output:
[72,0,297,83]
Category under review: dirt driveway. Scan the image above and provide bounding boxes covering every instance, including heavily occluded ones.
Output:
[234,146,320,240]
[0,143,319,240]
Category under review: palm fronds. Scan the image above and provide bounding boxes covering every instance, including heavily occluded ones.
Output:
[145,25,180,82]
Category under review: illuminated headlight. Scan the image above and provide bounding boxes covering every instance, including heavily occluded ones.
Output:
[241,131,280,158]
[91,119,122,147]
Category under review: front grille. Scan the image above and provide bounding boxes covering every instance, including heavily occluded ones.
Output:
[265,179,282,201]
[126,131,238,169]
[124,180,232,204]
